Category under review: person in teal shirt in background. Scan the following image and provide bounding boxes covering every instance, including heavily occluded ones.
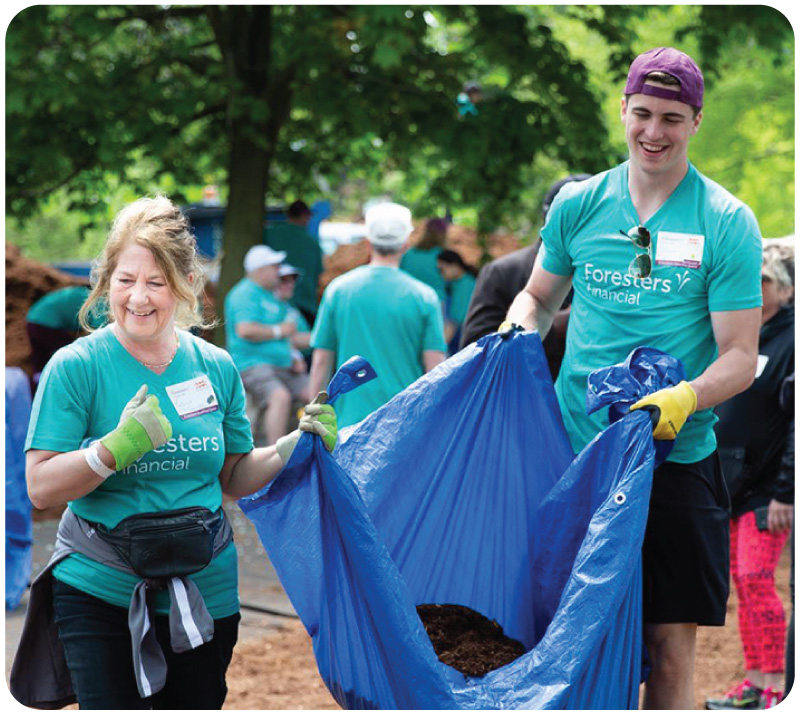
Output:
[225,245,310,445]
[399,217,449,304]
[263,200,324,326]
[15,195,337,710]
[436,249,477,355]
[275,263,313,368]
[309,202,447,428]
[26,285,105,376]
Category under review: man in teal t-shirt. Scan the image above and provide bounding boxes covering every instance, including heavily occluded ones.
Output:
[309,202,447,428]
[225,245,310,444]
[506,48,763,710]
[263,200,324,326]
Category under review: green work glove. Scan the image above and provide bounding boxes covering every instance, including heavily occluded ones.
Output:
[629,381,697,440]
[99,385,173,470]
[275,391,338,464]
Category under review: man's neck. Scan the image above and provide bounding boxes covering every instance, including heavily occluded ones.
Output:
[369,253,402,268]
[628,160,689,224]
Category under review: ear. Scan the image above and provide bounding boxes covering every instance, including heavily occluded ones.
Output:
[690,110,703,136]
[620,96,628,123]
[187,272,195,285]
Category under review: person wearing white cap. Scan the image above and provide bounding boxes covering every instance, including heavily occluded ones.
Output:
[224,245,310,444]
[308,202,447,428]
[275,264,313,366]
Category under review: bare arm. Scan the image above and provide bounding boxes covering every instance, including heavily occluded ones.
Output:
[235,321,297,341]
[689,308,761,411]
[26,445,116,510]
[308,348,335,401]
[423,350,446,372]
[291,331,311,351]
[505,251,573,338]
[218,448,286,499]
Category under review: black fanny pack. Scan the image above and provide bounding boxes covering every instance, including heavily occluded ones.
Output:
[91,507,225,580]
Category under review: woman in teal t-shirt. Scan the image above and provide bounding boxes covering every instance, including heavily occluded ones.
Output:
[399,217,448,303]
[16,196,337,710]
[436,249,477,355]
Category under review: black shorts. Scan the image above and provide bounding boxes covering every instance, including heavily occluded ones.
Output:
[642,451,731,626]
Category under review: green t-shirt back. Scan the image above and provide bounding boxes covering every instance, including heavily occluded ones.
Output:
[311,265,446,427]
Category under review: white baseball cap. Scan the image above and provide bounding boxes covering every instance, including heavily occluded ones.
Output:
[278,263,303,278]
[365,202,413,248]
[244,245,286,272]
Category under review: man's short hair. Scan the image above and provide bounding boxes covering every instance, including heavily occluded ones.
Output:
[287,200,311,219]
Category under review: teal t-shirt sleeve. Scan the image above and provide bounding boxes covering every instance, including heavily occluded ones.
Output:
[422,291,448,352]
[539,192,575,277]
[226,283,260,325]
[707,205,764,312]
[25,346,91,452]
[220,357,255,454]
[310,288,338,351]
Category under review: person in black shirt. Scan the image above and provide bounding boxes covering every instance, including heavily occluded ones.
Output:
[706,243,794,711]
[458,174,590,380]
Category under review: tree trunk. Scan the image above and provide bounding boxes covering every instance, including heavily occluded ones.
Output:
[213,132,271,345]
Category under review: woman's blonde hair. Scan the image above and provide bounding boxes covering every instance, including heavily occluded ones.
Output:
[79,195,212,332]
[762,242,795,291]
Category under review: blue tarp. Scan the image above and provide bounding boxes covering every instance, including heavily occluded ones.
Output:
[240,332,685,709]
[6,367,33,611]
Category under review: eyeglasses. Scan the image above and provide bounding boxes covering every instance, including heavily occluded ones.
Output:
[620,226,652,278]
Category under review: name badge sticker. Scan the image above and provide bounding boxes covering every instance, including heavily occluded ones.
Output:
[166,375,219,420]
[655,231,705,269]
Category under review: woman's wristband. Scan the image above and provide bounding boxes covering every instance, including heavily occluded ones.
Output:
[272,325,282,339]
[85,442,115,480]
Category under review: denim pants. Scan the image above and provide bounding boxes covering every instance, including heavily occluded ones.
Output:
[52,578,240,709]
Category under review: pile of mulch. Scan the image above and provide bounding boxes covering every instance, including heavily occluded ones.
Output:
[417,603,526,677]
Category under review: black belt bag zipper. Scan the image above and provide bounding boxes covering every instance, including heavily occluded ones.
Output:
[90,506,224,580]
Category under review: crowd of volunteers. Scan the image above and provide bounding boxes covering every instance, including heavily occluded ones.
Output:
[10,45,793,711]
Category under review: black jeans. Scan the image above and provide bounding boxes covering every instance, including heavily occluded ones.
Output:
[52,578,240,709]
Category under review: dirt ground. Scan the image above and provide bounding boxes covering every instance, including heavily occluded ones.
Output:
[222,548,792,710]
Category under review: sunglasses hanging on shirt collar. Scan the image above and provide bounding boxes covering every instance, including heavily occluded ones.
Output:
[620,226,652,279]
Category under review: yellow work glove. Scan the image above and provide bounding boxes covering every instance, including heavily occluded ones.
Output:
[276,391,338,464]
[497,321,525,338]
[629,381,697,440]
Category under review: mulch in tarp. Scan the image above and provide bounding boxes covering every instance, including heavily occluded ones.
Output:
[416,603,526,677]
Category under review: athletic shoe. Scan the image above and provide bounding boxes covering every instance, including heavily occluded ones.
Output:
[705,680,764,710]
[760,687,783,709]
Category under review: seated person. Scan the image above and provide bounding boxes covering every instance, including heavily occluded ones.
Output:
[276,264,312,368]
[225,246,310,444]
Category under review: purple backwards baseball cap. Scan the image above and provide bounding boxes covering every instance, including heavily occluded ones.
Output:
[624,47,704,109]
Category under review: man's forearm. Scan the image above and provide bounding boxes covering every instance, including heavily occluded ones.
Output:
[690,347,757,411]
[505,290,556,338]
[308,349,334,400]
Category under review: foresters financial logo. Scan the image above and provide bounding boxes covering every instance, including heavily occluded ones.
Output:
[121,434,222,474]
[583,263,692,305]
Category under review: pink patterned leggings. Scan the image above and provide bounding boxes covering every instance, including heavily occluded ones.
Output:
[731,510,790,674]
